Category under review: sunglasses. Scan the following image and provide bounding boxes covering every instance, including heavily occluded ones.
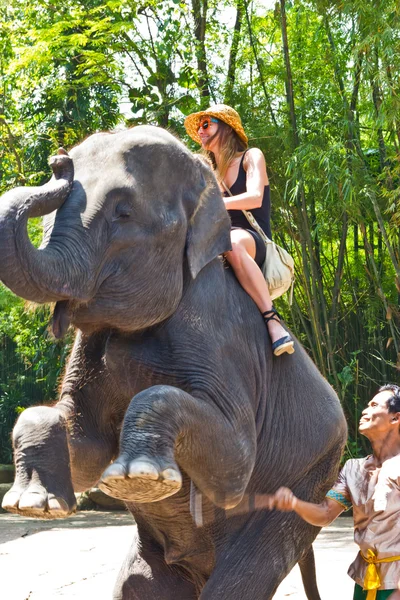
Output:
[198,116,219,131]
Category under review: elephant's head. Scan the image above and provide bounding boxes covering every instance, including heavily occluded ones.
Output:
[0,127,231,335]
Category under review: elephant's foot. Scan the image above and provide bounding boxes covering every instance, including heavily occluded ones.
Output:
[3,406,77,519]
[99,456,182,502]
[2,483,76,519]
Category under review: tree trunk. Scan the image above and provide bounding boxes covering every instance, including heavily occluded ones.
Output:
[329,213,348,337]
[360,222,399,353]
[244,0,278,129]
[224,0,243,104]
[191,0,210,106]
[280,0,333,379]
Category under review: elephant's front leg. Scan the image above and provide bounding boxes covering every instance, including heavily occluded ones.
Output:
[2,406,77,518]
[2,333,120,519]
[99,385,256,508]
[2,399,117,518]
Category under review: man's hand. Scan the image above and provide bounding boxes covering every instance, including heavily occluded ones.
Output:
[389,578,400,600]
[266,487,298,511]
[265,487,344,527]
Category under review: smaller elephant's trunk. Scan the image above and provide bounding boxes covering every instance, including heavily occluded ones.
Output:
[0,153,78,303]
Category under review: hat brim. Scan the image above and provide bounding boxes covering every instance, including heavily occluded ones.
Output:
[184,110,248,146]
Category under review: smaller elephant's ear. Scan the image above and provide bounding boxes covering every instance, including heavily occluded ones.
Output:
[186,156,232,279]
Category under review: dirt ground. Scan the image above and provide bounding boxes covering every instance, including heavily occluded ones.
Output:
[0,511,357,599]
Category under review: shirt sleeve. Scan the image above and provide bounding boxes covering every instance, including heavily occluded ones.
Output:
[325,461,353,511]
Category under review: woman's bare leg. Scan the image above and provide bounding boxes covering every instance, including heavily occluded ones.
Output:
[224,229,291,347]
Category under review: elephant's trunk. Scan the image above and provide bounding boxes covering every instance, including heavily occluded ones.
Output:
[0,152,85,303]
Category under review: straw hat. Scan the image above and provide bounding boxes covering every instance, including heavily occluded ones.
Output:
[184,104,248,146]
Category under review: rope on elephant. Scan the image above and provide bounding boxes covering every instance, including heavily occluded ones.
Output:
[189,484,276,527]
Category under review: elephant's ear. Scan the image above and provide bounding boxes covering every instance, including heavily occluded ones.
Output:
[186,156,232,279]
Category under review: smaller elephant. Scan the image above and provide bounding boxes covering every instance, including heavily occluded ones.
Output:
[0,126,347,599]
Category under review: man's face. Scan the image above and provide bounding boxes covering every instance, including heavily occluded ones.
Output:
[359,390,399,437]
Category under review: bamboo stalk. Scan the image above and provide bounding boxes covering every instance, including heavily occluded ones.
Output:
[360,222,399,354]
[224,0,243,104]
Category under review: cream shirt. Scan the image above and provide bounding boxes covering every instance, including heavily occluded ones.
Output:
[327,455,400,590]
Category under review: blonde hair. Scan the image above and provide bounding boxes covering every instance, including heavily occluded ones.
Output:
[203,121,247,183]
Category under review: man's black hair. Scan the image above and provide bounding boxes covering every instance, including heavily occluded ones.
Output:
[379,384,400,413]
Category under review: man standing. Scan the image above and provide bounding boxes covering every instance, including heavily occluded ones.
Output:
[267,384,400,600]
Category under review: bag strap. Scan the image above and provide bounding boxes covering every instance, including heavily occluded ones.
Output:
[221,180,271,244]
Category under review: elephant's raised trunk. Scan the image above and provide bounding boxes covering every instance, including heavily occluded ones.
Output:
[0,152,80,303]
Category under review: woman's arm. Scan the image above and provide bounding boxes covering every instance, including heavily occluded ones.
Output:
[223,148,269,211]
[266,486,345,527]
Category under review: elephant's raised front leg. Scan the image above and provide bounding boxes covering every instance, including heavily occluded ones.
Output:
[2,406,77,518]
[99,384,257,509]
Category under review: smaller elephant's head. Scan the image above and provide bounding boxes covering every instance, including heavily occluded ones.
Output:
[0,126,231,335]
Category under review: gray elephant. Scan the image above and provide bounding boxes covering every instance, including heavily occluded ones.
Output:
[0,126,347,599]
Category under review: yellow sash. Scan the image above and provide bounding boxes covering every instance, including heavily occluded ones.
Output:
[360,549,400,600]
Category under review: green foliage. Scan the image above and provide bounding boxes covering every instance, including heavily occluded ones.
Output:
[0,296,72,463]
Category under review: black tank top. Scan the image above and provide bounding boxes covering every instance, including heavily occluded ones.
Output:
[224,150,272,239]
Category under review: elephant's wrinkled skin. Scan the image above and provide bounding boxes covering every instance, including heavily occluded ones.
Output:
[0,127,347,599]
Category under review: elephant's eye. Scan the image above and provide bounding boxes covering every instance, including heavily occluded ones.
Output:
[113,203,132,221]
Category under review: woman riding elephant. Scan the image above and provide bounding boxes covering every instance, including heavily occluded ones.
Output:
[184,104,294,356]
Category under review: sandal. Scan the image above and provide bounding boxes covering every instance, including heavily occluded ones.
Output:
[262,309,295,357]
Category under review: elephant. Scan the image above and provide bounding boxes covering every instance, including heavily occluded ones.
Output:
[0,126,347,599]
